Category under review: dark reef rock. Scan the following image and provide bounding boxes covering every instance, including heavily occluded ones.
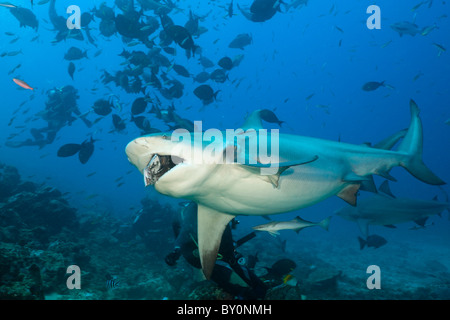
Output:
[1,186,79,241]
[0,163,21,201]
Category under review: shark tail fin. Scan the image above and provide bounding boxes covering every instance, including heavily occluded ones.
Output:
[397,99,445,186]
[318,216,332,231]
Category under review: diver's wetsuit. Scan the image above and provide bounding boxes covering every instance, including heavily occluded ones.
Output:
[165,202,267,300]
[6,86,92,148]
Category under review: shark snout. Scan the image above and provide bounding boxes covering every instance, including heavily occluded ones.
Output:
[125,138,154,173]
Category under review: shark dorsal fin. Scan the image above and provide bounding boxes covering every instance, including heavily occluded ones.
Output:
[379,180,396,198]
[197,204,235,280]
[241,109,263,131]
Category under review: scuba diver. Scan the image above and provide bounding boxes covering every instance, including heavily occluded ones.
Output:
[165,201,268,300]
[6,85,92,148]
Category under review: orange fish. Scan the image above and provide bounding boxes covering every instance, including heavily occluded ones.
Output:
[13,78,34,91]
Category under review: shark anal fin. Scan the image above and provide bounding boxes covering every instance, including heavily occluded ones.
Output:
[197,204,235,280]
[337,184,360,206]
[359,176,378,193]
[379,180,396,198]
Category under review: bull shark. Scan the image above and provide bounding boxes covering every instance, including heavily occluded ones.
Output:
[125,99,445,279]
[336,180,450,236]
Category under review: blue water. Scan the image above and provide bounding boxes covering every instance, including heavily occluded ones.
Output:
[0,0,449,300]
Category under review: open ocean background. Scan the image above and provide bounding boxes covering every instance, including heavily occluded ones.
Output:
[0,0,449,300]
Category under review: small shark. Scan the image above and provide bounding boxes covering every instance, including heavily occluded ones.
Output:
[336,180,450,236]
[252,215,331,236]
[391,21,425,37]
[125,100,445,279]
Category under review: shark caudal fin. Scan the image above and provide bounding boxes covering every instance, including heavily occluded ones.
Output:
[197,204,235,280]
[397,99,445,185]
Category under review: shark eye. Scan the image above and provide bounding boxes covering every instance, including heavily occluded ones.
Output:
[161,134,170,140]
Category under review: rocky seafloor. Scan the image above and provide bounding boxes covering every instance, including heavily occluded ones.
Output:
[1,162,449,300]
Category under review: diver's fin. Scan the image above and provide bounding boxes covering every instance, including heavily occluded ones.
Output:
[397,100,445,185]
[337,184,360,206]
[197,204,235,280]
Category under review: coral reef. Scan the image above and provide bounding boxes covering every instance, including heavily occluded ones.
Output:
[1,161,449,300]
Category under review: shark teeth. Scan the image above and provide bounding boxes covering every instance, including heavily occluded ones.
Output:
[144,154,161,187]
[143,154,182,187]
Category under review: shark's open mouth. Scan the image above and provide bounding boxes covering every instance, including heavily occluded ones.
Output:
[143,154,181,186]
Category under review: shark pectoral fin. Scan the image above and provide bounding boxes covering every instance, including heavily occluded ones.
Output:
[197,204,235,280]
[337,184,360,206]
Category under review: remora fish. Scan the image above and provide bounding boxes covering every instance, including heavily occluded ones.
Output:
[252,215,331,236]
[125,100,445,279]
[336,180,450,236]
